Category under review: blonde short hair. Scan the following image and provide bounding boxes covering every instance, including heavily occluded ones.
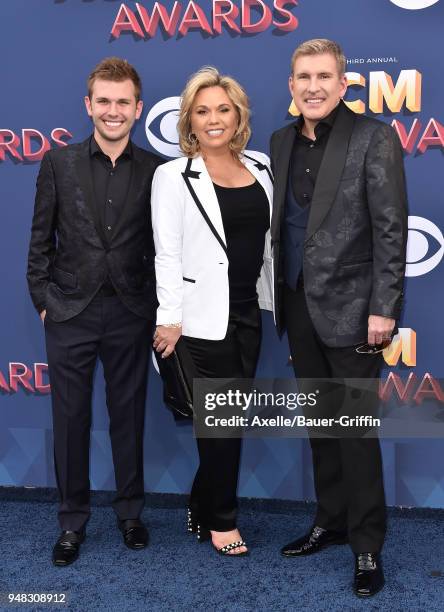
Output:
[177,66,251,158]
[290,38,346,76]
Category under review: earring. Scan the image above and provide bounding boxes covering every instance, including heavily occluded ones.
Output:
[232,130,244,143]
[188,132,197,144]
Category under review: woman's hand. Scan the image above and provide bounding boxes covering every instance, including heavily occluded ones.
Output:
[153,325,182,358]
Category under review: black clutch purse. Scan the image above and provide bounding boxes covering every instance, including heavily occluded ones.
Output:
[154,337,197,419]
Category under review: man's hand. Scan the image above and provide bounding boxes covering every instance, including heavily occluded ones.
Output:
[40,309,46,323]
[368,315,395,346]
[153,325,182,358]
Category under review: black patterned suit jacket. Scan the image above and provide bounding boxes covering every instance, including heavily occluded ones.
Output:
[27,137,163,322]
[270,101,408,347]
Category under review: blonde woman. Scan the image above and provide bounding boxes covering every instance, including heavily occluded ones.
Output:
[151,67,273,556]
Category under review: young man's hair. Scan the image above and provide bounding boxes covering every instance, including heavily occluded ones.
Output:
[87,57,142,101]
[290,38,346,75]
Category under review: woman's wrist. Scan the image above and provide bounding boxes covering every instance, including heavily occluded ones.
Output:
[159,322,182,329]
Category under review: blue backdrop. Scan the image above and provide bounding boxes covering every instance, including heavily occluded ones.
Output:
[1,0,444,508]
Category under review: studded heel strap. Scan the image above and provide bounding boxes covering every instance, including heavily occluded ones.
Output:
[218,540,247,555]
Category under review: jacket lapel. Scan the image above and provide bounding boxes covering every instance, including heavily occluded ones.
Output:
[270,125,296,241]
[243,153,274,185]
[242,153,273,224]
[182,156,227,253]
[75,137,108,249]
[181,153,274,252]
[305,102,356,242]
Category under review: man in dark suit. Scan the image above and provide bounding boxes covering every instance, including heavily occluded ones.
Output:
[27,57,162,566]
[270,39,407,596]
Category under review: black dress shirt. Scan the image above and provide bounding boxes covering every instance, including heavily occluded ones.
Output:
[90,136,133,234]
[290,103,340,206]
[90,137,133,294]
[282,103,340,289]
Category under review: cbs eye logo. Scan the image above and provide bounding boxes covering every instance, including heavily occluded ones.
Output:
[389,0,440,9]
[406,216,444,277]
[145,96,182,158]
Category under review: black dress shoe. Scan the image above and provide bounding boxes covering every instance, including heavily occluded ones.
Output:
[354,553,384,597]
[118,519,149,550]
[281,526,348,557]
[52,530,85,567]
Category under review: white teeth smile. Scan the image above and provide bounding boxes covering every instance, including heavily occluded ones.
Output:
[104,121,123,127]
[207,129,224,137]
[306,99,324,104]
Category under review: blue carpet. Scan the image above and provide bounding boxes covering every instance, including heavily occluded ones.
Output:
[1,496,443,612]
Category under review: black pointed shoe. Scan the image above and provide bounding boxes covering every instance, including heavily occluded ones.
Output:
[281,526,348,557]
[118,519,149,550]
[354,553,385,597]
[52,530,85,566]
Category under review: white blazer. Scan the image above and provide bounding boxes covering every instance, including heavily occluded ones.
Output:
[151,150,274,340]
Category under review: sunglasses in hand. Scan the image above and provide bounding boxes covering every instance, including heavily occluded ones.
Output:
[355,340,392,355]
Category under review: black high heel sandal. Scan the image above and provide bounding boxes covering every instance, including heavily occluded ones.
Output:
[215,540,248,556]
[196,522,248,556]
[188,508,248,555]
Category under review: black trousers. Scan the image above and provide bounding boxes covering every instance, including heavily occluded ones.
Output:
[45,295,152,531]
[183,299,261,532]
[283,284,386,553]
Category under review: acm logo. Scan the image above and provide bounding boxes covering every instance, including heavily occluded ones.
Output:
[383,328,416,366]
[380,328,444,404]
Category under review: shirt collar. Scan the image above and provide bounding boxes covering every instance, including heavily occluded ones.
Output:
[294,100,342,140]
[89,136,133,160]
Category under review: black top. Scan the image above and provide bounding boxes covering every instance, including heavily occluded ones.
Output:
[213,180,269,303]
[290,103,340,206]
[90,136,133,294]
[90,136,133,234]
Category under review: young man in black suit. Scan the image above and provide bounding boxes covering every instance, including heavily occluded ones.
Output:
[270,39,407,596]
[27,58,162,566]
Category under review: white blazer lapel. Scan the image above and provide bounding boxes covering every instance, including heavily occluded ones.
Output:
[181,156,227,250]
[241,151,275,313]
[241,152,274,223]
